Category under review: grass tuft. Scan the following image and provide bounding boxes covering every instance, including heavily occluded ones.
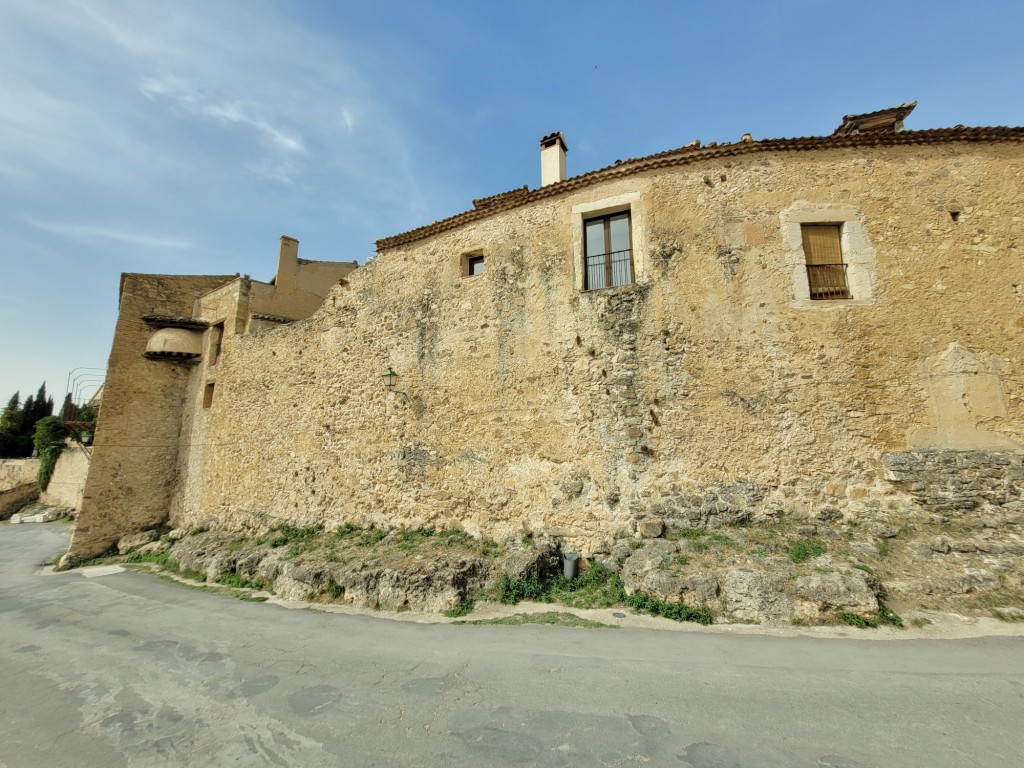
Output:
[788,539,826,564]
[454,612,611,628]
[443,597,476,618]
[838,603,903,629]
[624,591,714,625]
[216,571,268,591]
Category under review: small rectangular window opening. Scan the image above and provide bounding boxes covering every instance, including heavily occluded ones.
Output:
[466,255,485,276]
[584,210,634,290]
[801,224,851,300]
[203,382,215,409]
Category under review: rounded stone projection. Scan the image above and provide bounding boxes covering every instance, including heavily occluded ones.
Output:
[145,327,202,358]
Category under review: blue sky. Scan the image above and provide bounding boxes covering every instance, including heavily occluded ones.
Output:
[1,0,1022,405]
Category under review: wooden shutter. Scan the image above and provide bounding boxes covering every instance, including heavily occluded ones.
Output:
[801,225,850,300]
[801,225,843,265]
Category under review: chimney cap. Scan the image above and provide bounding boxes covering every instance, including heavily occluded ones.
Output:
[540,131,568,153]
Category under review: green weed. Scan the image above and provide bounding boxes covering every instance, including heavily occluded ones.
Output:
[788,539,826,564]
[624,591,713,625]
[324,579,345,600]
[838,603,903,629]
[443,597,476,618]
[358,529,388,547]
[496,574,550,603]
[216,571,267,591]
[454,611,611,628]
[396,528,435,551]
[438,529,474,546]
[266,524,323,549]
[123,551,170,567]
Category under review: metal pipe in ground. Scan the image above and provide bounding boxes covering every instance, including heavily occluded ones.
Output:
[562,552,579,580]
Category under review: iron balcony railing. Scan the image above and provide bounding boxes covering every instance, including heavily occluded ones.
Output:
[586,248,633,290]
[806,263,851,300]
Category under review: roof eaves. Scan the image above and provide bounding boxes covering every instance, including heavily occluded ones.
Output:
[376,126,1024,250]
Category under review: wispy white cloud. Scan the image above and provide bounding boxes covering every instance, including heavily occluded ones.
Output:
[0,0,419,192]
[24,216,193,250]
[140,76,306,155]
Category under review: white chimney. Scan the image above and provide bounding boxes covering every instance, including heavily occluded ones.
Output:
[540,132,568,187]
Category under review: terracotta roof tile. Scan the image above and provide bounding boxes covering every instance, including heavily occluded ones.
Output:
[472,185,529,210]
[376,125,1024,250]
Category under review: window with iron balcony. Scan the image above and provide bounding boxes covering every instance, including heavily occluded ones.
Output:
[584,211,634,290]
[801,224,851,300]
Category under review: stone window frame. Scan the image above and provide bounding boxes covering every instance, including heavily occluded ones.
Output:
[571,191,647,293]
[780,202,879,308]
[461,251,485,278]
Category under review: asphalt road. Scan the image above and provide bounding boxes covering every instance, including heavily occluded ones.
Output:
[1,524,1022,768]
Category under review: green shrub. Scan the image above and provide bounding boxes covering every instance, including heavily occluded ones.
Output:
[496,574,550,603]
[549,563,627,609]
[788,539,826,563]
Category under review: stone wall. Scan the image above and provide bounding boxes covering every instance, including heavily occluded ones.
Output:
[0,458,38,491]
[0,458,40,519]
[66,274,235,560]
[170,139,1022,553]
[883,450,1024,519]
[40,445,90,511]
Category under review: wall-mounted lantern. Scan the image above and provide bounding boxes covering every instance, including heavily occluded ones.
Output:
[381,367,408,402]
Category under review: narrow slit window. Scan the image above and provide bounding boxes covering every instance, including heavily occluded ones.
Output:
[211,323,225,365]
[203,382,215,409]
[801,224,850,300]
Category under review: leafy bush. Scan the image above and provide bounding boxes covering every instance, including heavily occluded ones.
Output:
[496,574,550,603]
[33,416,68,491]
[549,563,627,609]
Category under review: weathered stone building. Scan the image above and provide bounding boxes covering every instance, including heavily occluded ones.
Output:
[66,102,1024,589]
